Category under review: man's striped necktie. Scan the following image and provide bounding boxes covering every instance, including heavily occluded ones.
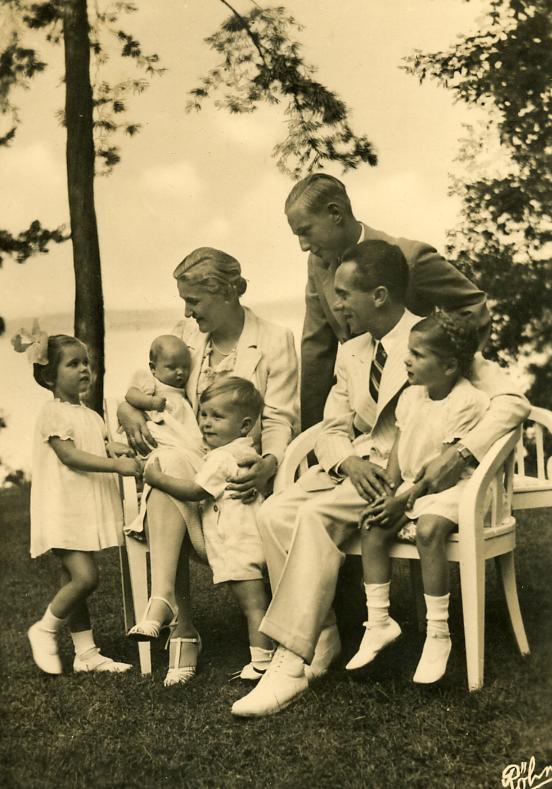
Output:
[369,341,387,403]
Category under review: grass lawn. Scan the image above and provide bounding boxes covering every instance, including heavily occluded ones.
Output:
[1,484,551,789]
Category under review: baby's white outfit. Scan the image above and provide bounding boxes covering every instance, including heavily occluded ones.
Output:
[128,369,204,461]
[30,399,123,558]
[195,437,266,584]
[124,370,205,546]
[395,378,490,535]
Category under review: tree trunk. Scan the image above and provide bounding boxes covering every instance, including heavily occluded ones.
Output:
[63,0,104,413]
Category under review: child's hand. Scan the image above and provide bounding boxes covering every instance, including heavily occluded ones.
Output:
[151,395,166,412]
[106,440,134,459]
[115,456,143,478]
[144,457,163,487]
[362,495,405,528]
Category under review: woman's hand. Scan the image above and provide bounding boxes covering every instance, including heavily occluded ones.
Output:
[117,402,157,456]
[144,457,164,488]
[340,456,394,502]
[225,454,278,502]
[114,456,143,478]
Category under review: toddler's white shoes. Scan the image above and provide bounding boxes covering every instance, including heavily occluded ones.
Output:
[73,647,132,673]
[345,617,402,671]
[413,634,451,684]
[28,621,63,675]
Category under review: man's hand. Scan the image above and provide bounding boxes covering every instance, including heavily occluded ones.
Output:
[340,456,394,502]
[117,402,157,456]
[361,494,405,528]
[144,457,163,488]
[225,454,278,502]
[114,456,143,478]
[106,440,134,459]
[413,445,465,500]
[151,395,166,412]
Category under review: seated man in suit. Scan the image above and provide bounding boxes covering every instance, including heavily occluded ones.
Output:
[231,239,529,718]
[288,172,491,499]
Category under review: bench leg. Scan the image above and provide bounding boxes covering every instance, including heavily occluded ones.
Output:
[459,555,485,691]
[125,536,152,675]
[495,553,530,656]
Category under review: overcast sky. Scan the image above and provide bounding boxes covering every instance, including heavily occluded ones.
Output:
[1,0,486,321]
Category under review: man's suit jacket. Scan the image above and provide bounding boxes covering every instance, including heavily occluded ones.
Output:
[301,223,490,430]
[173,307,299,465]
[313,310,529,478]
[314,310,420,474]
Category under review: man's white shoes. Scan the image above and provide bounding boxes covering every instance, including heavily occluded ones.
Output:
[231,646,308,717]
[413,634,451,684]
[28,622,63,675]
[73,647,132,673]
[304,624,341,682]
[345,618,401,671]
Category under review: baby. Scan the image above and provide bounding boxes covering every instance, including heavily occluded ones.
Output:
[145,376,274,680]
[125,334,203,460]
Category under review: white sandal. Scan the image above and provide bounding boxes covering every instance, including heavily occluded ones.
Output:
[127,596,178,642]
[164,634,202,687]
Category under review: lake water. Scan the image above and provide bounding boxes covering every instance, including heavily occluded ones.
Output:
[0,300,304,475]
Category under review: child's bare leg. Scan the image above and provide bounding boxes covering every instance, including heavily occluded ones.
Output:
[51,550,98,621]
[361,517,407,583]
[229,579,272,649]
[415,515,456,596]
[229,579,274,678]
[413,515,456,684]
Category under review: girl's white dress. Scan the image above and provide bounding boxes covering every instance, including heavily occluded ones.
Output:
[30,399,123,558]
[394,378,490,540]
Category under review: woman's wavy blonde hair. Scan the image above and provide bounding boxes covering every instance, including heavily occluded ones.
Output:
[173,247,247,301]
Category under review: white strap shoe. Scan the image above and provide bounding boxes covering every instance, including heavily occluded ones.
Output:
[127,596,178,642]
[73,648,132,673]
[345,618,401,671]
[164,634,202,687]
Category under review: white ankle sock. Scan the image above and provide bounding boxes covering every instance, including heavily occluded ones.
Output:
[71,629,96,656]
[40,605,66,633]
[250,646,274,670]
[424,593,450,638]
[365,582,391,626]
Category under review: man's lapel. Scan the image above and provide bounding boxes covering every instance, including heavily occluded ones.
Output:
[375,311,420,422]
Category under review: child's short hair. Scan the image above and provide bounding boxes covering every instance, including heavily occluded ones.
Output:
[341,240,409,302]
[199,377,264,422]
[33,335,86,391]
[412,311,479,378]
[149,335,190,365]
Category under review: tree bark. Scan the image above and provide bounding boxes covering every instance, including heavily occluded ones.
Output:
[63,0,104,413]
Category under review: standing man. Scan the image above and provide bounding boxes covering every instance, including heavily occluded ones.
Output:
[287,173,489,431]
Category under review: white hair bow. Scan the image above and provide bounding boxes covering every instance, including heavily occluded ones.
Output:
[11,319,49,365]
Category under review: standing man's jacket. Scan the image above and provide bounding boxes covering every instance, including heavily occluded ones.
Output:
[300,224,490,430]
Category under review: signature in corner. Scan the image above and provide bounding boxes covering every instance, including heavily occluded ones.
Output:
[502,757,552,789]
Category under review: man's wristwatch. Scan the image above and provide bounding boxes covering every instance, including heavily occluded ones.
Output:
[454,441,478,467]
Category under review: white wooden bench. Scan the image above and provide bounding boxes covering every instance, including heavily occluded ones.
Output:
[105,399,551,689]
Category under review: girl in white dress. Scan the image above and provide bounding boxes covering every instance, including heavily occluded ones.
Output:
[13,329,142,675]
[347,312,489,684]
